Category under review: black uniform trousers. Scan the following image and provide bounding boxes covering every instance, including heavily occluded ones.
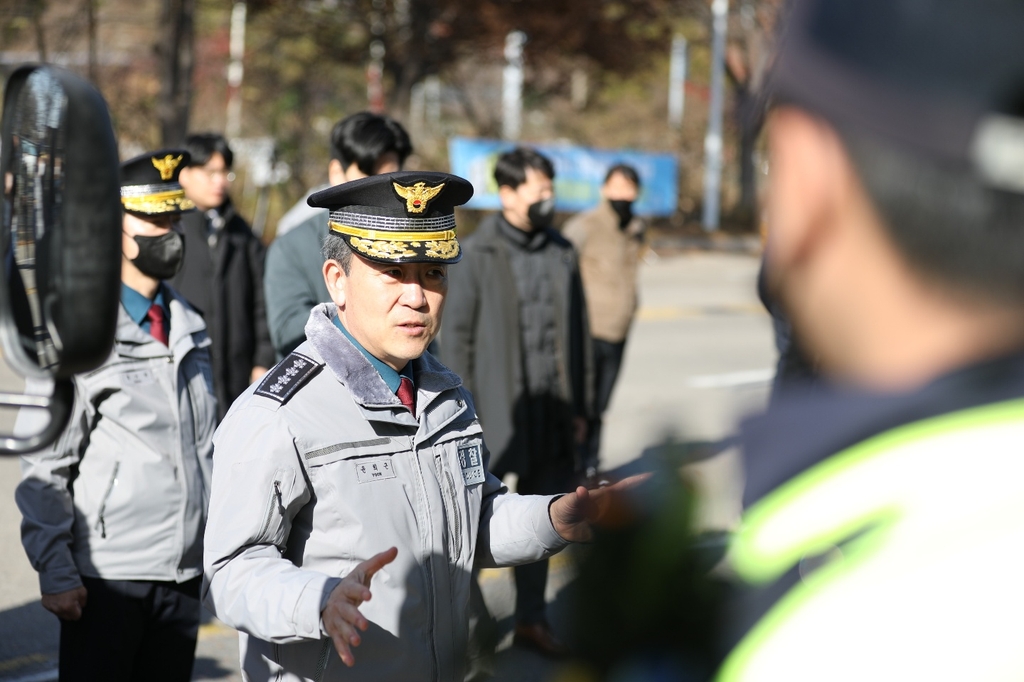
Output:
[59,576,201,682]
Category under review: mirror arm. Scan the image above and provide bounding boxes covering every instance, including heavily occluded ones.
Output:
[0,379,74,454]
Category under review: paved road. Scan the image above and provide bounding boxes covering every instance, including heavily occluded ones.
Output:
[0,251,774,681]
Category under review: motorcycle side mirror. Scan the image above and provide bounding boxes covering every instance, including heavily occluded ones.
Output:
[0,65,122,453]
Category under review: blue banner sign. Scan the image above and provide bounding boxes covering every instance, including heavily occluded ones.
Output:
[448,137,678,216]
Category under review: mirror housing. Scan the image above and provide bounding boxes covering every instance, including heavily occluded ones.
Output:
[0,65,122,453]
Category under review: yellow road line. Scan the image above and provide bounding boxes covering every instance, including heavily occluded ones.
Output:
[198,620,237,638]
[0,653,51,673]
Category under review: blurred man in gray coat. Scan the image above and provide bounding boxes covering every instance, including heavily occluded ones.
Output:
[264,112,412,358]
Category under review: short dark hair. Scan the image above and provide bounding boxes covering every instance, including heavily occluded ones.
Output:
[184,132,234,168]
[604,163,640,189]
[841,128,1024,303]
[321,233,353,275]
[330,112,413,175]
[493,147,555,190]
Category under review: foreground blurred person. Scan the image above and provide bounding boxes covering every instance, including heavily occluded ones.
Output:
[573,0,1024,679]
[203,171,638,681]
[16,150,217,681]
[727,0,1024,678]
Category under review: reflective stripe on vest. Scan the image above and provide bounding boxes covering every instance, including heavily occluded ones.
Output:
[720,398,1024,681]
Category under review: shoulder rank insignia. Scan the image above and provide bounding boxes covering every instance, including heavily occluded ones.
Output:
[254,352,322,404]
[151,154,183,180]
[393,181,445,214]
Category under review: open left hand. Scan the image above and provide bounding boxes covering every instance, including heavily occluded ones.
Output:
[322,547,398,667]
[549,474,649,542]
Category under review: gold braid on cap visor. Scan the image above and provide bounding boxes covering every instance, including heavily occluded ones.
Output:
[328,210,460,260]
[120,184,195,214]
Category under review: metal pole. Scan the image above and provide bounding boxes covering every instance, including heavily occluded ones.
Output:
[367,40,386,113]
[702,0,729,231]
[502,31,526,141]
[668,34,687,130]
[226,1,246,139]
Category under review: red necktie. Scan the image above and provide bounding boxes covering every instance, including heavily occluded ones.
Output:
[146,303,168,346]
[397,376,415,414]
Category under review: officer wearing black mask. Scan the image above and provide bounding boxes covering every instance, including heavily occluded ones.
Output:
[441,147,593,664]
[17,149,217,681]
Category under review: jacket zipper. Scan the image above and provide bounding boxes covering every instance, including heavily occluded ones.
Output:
[94,461,120,539]
[415,437,440,682]
[257,481,283,541]
[167,352,190,577]
[442,469,463,563]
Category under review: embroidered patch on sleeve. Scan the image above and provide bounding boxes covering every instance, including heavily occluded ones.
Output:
[457,443,486,486]
[254,352,322,404]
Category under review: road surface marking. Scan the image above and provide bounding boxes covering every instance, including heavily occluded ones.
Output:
[686,368,774,389]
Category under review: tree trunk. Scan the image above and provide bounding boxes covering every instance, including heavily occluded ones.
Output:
[32,1,47,62]
[156,0,195,146]
[85,0,98,83]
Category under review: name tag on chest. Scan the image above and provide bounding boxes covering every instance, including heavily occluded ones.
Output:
[354,456,397,483]
[122,369,155,386]
[458,444,486,486]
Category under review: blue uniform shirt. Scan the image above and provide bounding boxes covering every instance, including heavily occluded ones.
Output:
[121,283,169,336]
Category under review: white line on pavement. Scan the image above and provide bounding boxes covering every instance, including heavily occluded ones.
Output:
[686,368,774,389]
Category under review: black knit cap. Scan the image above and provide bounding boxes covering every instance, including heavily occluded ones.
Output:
[770,0,1024,194]
[309,170,474,264]
[119,148,195,215]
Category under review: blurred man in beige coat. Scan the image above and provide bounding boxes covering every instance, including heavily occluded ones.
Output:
[563,164,645,475]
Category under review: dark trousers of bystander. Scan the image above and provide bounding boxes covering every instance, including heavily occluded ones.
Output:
[59,576,202,682]
[512,462,574,625]
[586,339,627,472]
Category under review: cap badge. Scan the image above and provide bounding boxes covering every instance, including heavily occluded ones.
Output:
[151,154,183,181]
[393,181,445,214]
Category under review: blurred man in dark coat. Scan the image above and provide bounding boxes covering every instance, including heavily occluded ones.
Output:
[171,133,274,421]
[441,147,593,657]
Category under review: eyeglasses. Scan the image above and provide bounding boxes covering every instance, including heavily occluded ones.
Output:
[196,167,236,182]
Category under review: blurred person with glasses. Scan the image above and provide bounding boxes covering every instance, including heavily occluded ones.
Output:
[172,132,275,422]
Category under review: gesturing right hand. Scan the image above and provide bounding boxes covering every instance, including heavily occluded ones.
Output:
[321,547,398,667]
[41,586,88,621]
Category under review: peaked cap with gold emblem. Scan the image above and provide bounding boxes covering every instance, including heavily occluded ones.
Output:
[119,148,196,215]
[309,171,474,264]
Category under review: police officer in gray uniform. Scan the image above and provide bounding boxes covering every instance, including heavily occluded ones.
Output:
[203,171,639,681]
[17,149,218,681]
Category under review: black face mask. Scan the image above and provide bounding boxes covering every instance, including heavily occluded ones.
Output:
[527,197,556,229]
[609,199,634,229]
[131,231,185,280]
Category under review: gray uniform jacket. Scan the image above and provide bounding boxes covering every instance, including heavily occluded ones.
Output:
[203,304,569,682]
[17,290,217,595]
